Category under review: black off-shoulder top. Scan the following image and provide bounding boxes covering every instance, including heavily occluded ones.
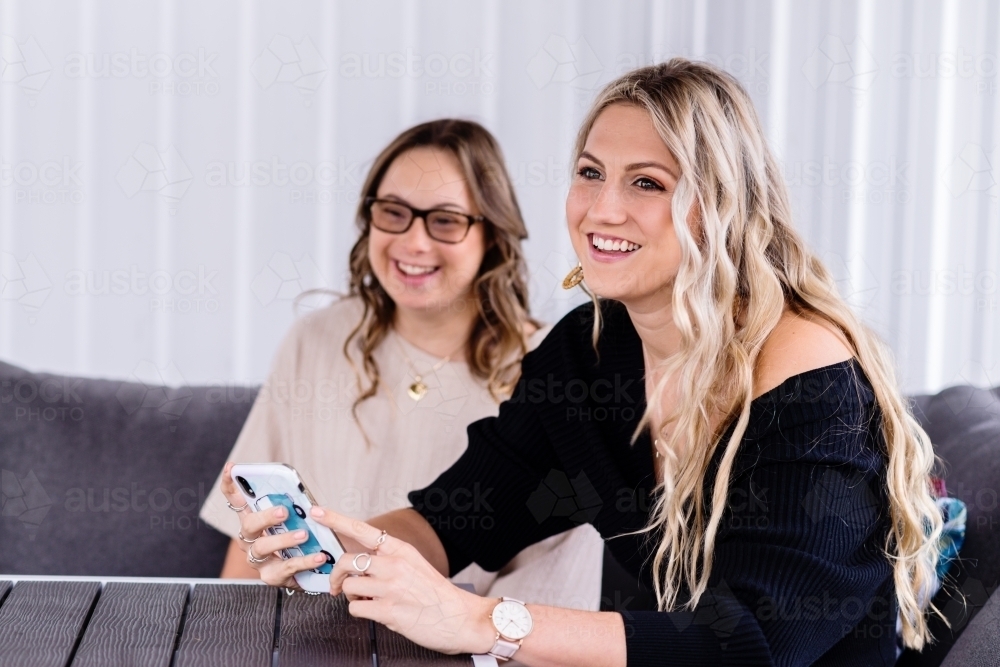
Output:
[410,300,896,666]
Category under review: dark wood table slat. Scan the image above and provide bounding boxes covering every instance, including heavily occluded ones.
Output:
[375,624,473,666]
[173,583,277,667]
[0,580,100,667]
[278,592,371,666]
[70,582,188,667]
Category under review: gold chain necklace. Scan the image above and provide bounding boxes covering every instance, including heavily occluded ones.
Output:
[395,334,464,401]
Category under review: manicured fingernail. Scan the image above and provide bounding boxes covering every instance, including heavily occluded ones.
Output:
[314,554,326,563]
[275,507,287,518]
[310,507,324,517]
[295,530,307,540]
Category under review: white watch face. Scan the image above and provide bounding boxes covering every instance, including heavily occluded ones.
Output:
[492,600,533,640]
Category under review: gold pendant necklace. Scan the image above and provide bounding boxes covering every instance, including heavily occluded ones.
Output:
[407,376,430,401]
[395,334,463,402]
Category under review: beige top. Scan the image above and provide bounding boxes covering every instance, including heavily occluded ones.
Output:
[201,296,605,610]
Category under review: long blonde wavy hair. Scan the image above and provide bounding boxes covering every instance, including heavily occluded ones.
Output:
[346,119,537,426]
[575,60,943,649]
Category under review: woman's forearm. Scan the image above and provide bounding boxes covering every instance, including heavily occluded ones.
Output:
[367,507,450,576]
[465,597,628,667]
[317,505,628,665]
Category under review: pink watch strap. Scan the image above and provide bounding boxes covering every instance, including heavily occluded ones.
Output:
[487,635,521,661]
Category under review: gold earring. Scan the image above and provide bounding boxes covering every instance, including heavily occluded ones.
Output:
[562,263,584,290]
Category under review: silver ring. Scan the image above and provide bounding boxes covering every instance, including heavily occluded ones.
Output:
[352,552,373,573]
[227,500,249,512]
[237,531,257,544]
[373,530,388,552]
[247,545,270,565]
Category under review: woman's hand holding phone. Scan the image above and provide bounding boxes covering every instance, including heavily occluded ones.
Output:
[221,463,492,654]
[221,463,365,588]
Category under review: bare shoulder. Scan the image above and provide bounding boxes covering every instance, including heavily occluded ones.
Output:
[753,308,855,399]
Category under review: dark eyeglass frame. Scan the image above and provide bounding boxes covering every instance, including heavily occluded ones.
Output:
[364,196,486,244]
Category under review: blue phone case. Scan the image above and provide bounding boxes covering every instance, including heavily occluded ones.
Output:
[256,493,334,574]
[231,463,345,593]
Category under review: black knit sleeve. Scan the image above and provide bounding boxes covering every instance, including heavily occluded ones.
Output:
[407,326,585,576]
[622,363,897,666]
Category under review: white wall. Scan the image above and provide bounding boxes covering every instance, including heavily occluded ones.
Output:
[1,0,997,394]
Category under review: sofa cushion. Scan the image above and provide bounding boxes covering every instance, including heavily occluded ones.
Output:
[939,585,1000,667]
[0,360,256,577]
[898,385,1000,667]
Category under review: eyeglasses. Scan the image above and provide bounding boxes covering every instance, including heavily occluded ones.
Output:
[364,197,485,244]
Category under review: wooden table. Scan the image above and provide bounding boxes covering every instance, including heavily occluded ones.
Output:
[0,576,498,667]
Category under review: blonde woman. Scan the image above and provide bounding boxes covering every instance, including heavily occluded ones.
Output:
[201,119,605,611]
[223,62,943,665]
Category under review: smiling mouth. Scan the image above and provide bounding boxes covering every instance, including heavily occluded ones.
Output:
[590,233,641,253]
[394,260,440,276]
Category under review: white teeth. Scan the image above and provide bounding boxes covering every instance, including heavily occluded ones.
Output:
[591,234,640,253]
[397,261,437,276]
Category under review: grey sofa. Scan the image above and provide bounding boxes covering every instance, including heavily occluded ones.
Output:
[1,359,997,665]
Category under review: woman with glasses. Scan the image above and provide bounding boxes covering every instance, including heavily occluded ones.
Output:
[200,119,605,610]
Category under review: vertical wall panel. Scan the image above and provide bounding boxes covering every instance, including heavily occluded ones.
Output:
[0,0,996,394]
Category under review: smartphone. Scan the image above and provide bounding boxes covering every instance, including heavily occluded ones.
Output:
[230,463,345,593]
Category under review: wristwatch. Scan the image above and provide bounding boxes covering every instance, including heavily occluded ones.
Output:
[487,597,533,662]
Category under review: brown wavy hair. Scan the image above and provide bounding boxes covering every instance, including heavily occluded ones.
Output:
[345,119,537,428]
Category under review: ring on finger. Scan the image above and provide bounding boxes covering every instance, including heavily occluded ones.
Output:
[237,530,257,544]
[353,552,373,573]
[227,500,249,512]
[373,530,388,553]
[247,544,270,565]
